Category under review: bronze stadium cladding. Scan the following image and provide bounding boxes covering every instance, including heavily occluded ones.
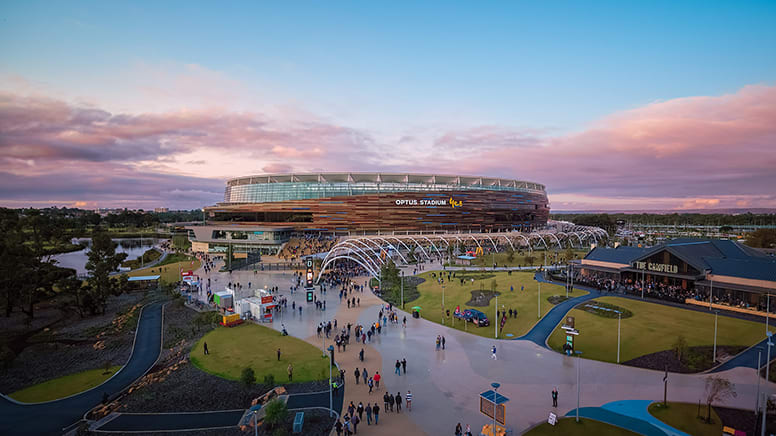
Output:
[206,190,549,232]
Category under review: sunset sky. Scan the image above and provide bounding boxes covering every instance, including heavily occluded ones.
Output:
[1,1,775,211]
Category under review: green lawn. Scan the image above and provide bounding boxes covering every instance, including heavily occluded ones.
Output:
[648,402,722,436]
[127,259,200,283]
[413,271,587,338]
[548,296,774,363]
[9,366,121,403]
[524,417,638,435]
[191,323,329,383]
[468,249,590,268]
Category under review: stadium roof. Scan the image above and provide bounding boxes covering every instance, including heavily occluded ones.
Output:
[226,172,545,191]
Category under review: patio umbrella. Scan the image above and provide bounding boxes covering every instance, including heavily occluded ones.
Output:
[411,306,422,310]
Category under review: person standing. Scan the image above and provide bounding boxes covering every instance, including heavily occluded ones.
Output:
[335,419,343,436]
[203,342,209,355]
[287,363,293,381]
[442,336,446,350]
[491,345,497,360]
[455,423,463,436]
[465,423,472,436]
[362,368,368,384]
[277,348,281,361]
[383,392,389,412]
[372,403,380,425]
[401,357,407,374]
[406,390,412,411]
[388,393,395,411]
[395,391,402,412]
[365,402,372,425]
[354,368,360,384]
[351,413,360,434]
[552,387,558,407]
[395,360,401,375]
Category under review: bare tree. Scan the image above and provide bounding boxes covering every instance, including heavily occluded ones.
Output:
[704,375,737,423]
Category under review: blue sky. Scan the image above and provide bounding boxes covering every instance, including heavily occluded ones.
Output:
[1,1,775,210]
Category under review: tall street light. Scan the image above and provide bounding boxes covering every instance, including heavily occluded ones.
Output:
[494,293,498,339]
[328,345,335,417]
[537,280,541,319]
[576,350,583,423]
[713,310,719,364]
[617,312,621,364]
[401,270,404,309]
[761,332,773,436]
[756,347,762,415]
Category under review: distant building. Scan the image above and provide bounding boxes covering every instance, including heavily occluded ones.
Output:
[154,207,169,213]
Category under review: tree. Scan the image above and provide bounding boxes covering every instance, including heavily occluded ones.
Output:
[58,276,88,317]
[744,229,776,249]
[672,335,688,363]
[525,255,535,267]
[506,249,515,264]
[704,375,736,423]
[263,398,289,429]
[240,367,256,386]
[86,230,128,314]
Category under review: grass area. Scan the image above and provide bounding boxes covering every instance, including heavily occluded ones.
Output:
[191,323,330,383]
[172,233,191,251]
[648,402,722,436]
[524,417,638,435]
[9,366,121,403]
[157,253,195,267]
[121,248,162,269]
[468,249,590,268]
[413,270,587,338]
[548,296,775,363]
[127,259,200,283]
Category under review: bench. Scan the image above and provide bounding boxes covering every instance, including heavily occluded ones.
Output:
[292,411,304,433]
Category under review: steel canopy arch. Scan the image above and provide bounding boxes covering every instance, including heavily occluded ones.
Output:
[347,239,386,265]
[512,233,532,252]
[327,241,382,272]
[316,255,379,284]
[371,236,409,265]
[434,235,450,248]
[543,232,562,250]
[484,234,498,251]
[528,232,549,250]
[467,234,483,250]
[320,245,380,279]
[420,236,443,258]
[406,236,431,260]
[384,236,414,261]
[498,234,515,251]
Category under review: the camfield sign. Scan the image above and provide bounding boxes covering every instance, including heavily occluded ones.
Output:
[634,261,678,274]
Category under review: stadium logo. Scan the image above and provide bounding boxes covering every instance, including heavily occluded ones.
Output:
[449,197,462,208]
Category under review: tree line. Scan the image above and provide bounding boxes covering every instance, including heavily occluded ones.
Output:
[551,212,776,230]
[1,208,135,319]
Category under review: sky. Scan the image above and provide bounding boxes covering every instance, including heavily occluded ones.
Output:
[1,1,775,211]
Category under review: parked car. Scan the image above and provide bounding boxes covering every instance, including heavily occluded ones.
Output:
[455,308,489,327]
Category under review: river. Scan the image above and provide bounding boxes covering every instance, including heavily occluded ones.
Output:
[51,238,164,276]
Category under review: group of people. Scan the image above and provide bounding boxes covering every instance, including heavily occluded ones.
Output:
[278,234,337,261]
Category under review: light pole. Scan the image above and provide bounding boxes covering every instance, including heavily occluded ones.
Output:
[641,267,645,300]
[756,347,762,415]
[767,294,770,335]
[576,350,583,423]
[617,312,621,364]
[491,382,500,435]
[401,270,404,309]
[254,410,258,436]
[713,310,719,363]
[442,284,446,325]
[328,345,334,417]
[537,280,541,319]
[762,332,773,436]
[705,268,713,309]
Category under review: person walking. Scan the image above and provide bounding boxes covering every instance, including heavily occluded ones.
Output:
[388,392,395,412]
[455,423,463,436]
[372,403,380,425]
[359,348,364,362]
[491,345,497,360]
[351,413,360,434]
[354,368,360,384]
[395,391,402,412]
[374,371,381,389]
[365,402,372,425]
[203,342,209,355]
[357,402,364,421]
[406,390,412,411]
[367,377,374,394]
[436,336,440,350]
[383,392,389,412]
[362,368,368,384]
[442,336,446,350]
[287,363,293,381]
[395,359,401,375]
[552,387,558,407]
[335,419,343,436]
[401,357,407,374]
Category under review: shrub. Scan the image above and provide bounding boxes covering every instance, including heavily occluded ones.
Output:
[672,336,689,362]
[241,367,256,386]
[264,398,289,429]
[263,373,276,387]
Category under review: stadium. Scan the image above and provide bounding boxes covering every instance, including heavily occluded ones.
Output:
[189,173,557,256]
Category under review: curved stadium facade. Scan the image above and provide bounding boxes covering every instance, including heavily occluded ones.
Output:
[207,173,549,232]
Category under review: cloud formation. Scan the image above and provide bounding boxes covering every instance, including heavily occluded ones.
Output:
[1,84,774,210]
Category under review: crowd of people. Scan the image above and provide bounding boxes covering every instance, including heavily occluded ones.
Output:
[278,234,338,261]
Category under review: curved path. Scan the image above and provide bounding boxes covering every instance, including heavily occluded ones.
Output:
[0,302,164,436]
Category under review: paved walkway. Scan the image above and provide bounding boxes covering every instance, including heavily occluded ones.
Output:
[566,400,692,436]
[0,302,164,436]
[95,410,244,432]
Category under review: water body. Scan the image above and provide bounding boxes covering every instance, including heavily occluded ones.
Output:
[51,238,163,275]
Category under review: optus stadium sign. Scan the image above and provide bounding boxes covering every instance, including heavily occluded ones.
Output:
[395,197,463,208]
